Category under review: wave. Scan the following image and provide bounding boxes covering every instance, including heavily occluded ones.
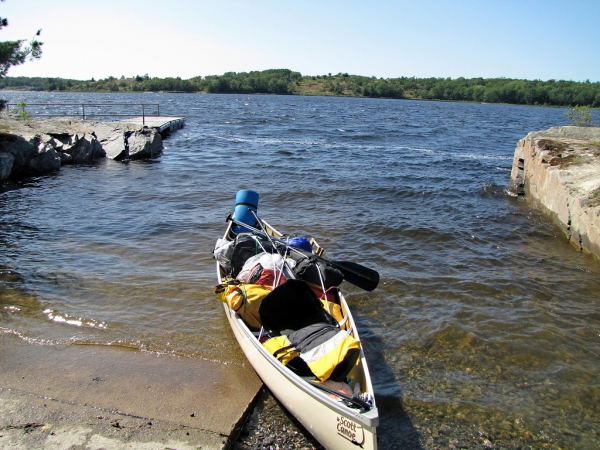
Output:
[206,133,511,163]
[42,308,107,329]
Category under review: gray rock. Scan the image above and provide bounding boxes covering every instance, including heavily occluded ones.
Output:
[60,152,73,164]
[0,133,40,178]
[0,151,15,180]
[101,133,128,160]
[92,122,128,160]
[530,125,600,141]
[127,128,162,159]
[28,139,61,173]
[64,133,105,164]
[0,117,165,180]
[510,126,600,258]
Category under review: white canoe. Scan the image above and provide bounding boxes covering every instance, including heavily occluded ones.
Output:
[216,219,379,450]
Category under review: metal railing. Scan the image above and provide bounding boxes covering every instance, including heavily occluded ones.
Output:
[5,103,160,125]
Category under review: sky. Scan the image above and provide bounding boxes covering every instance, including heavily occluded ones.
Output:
[2,0,599,82]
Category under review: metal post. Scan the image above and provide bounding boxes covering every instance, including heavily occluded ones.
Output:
[82,104,85,120]
[157,104,160,117]
[142,104,145,125]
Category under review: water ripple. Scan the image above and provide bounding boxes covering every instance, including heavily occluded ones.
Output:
[1,92,599,447]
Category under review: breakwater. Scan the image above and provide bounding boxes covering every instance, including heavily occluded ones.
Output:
[0,117,163,180]
[510,126,600,258]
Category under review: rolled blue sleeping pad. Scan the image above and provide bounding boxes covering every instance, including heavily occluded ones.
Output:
[232,190,259,234]
[288,236,313,252]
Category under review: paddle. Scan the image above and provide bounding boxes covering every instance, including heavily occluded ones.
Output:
[225,214,380,292]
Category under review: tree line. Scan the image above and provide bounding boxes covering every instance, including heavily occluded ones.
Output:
[1,69,599,108]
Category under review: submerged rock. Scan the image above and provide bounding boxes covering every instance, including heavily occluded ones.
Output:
[0,117,163,180]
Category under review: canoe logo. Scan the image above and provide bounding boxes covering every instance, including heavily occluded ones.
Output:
[336,415,364,446]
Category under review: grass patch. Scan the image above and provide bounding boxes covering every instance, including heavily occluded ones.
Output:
[584,142,600,158]
[537,139,567,154]
[587,187,600,208]
[537,139,580,167]
[549,154,580,167]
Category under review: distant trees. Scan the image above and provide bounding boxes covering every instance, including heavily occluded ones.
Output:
[202,69,301,94]
[1,68,599,109]
[361,79,404,99]
[340,76,600,107]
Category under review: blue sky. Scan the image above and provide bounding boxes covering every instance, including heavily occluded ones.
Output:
[2,0,599,81]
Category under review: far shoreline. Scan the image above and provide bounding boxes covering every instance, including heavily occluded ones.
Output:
[2,70,599,109]
[1,88,595,111]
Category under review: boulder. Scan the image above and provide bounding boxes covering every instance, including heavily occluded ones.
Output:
[0,117,165,180]
[28,138,61,173]
[0,151,14,180]
[127,128,163,159]
[510,126,600,258]
[100,134,128,160]
[0,133,56,178]
[92,122,128,160]
[63,133,105,164]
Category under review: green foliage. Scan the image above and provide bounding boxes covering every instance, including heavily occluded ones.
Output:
[201,69,301,94]
[296,74,600,105]
[1,0,43,110]
[0,69,599,110]
[564,105,595,127]
[588,187,600,208]
[11,100,29,120]
[0,1,43,79]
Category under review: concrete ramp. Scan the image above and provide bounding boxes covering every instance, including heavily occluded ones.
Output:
[0,333,262,449]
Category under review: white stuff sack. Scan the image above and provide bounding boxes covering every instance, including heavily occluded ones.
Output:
[236,252,296,282]
[213,238,234,271]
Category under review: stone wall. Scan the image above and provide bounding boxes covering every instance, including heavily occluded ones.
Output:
[0,117,163,181]
[510,126,600,258]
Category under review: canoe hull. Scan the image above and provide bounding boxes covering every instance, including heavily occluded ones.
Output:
[216,216,378,449]
[222,296,378,450]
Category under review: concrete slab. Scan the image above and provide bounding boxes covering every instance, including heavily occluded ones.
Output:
[123,117,185,133]
[0,333,263,449]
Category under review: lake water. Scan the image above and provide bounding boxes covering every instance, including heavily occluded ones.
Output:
[1,91,599,449]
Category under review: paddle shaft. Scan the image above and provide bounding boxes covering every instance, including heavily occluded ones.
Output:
[226,214,379,291]
[251,212,379,290]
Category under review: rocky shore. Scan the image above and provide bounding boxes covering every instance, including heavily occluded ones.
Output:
[231,388,324,450]
[0,116,163,181]
[510,126,600,258]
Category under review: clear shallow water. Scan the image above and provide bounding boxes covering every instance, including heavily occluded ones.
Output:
[1,92,600,448]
